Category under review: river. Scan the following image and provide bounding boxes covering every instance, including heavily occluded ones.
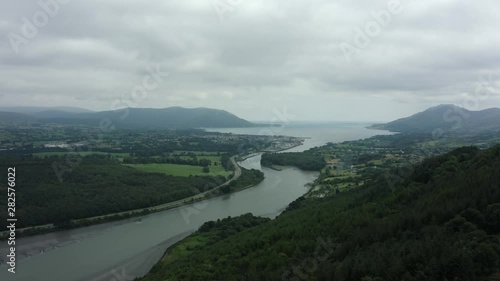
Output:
[206,122,393,152]
[0,123,391,281]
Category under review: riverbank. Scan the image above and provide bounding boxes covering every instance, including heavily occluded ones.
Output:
[0,155,319,281]
[136,161,320,281]
[0,156,260,240]
[1,140,309,240]
[261,141,306,153]
[0,124,390,281]
[266,165,284,171]
[136,214,271,281]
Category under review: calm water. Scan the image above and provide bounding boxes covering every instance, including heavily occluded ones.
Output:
[0,123,391,281]
[206,122,393,152]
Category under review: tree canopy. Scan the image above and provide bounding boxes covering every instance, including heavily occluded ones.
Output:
[138,145,500,281]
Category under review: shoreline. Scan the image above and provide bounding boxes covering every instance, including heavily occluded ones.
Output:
[266,165,284,171]
[137,158,320,281]
[262,142,305,153]
[0,155,249,240]
[0,141,305,240]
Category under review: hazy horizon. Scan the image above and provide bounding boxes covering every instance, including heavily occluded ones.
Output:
[4,103,498,124]
[2,2,500,280]
[2,0,499,122]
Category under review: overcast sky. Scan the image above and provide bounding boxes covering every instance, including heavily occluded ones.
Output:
[1,0,500,122]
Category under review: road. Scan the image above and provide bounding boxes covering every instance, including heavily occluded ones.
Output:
[0,156,243,238]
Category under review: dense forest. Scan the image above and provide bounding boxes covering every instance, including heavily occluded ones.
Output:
[0,155,226,228]
[221,168,265,194]
[261,152,326,171]
[139,145,500,281]
[139,214,270,281]
[123,155,214,167]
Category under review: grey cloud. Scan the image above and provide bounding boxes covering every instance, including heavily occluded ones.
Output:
[1,0,499,121]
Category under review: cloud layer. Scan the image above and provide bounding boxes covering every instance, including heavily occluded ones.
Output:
[1,0,500,121]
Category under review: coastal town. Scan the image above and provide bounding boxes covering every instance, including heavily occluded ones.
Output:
[0,124,304,156]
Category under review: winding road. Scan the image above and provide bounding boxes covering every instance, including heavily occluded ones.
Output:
[0,156,243,238]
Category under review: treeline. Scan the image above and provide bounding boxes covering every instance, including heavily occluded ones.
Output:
[0,155,225,228]
[220,153,233,170]
[142,214,270,281]
[197,213,270,234]
[138,145,500,281]
[261,152,326,171]
[220,168,265,194]
[126,140,242,156]
[123,156,213,167]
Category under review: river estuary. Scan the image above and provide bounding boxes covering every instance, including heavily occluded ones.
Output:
[0,123,391,281]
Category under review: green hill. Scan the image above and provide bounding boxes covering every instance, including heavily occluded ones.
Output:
[371,104,500,134]
[44,107,254,128]
[139,145,500,281]
[0,107,254,128]
[0,111,37,124]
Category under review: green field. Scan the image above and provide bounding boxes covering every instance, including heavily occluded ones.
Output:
[124,163,231,177]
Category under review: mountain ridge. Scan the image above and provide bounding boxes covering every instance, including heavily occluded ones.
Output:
[0,111,37,123]
[370,104,500,133]
[0,106,94,114]
[0,107,254,128]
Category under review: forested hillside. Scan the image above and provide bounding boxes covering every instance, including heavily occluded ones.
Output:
[139,145,500,281]
[0,155,226,228]
[141,214,270,281]
[261,152,326,171]
[38,107,254,129]
[370,104,500,134]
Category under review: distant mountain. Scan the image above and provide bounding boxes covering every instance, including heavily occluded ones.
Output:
[0,106,94,115]
[31,110,84,119]
[0,111,37,124]
[138,145,500,281]
[371,104,500,133]
[43,107,254,129]
[0,106,253,128]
